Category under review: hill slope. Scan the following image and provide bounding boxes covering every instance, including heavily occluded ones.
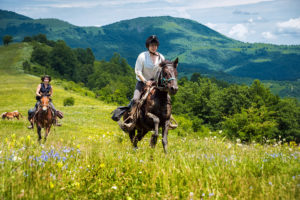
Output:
[0,43,299,199]
[1,10,300,81]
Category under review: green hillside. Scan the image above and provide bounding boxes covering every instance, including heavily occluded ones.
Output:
[0,42,300,199]
[1,10,300,81]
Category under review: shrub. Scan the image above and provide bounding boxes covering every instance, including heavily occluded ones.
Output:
[63,97,75,106]
[222,105,278,143]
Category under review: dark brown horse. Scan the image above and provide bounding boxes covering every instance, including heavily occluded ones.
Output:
[122,58,179,153]
[34,95,55,141]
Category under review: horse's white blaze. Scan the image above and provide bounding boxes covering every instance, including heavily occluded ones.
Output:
[42,107,47,111]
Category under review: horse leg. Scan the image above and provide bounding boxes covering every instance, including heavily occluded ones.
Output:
[44,126,51,142]
[129,129,136,144]
[146,113,160,148]
[133,130,147,149]
[162,120,170,154]
[37,126,42,141]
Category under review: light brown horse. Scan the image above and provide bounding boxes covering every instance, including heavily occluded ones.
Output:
[122,58,179,153]
[34,95,55,141]
[1,111,23,120]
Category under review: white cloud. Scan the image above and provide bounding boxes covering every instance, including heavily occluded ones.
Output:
[205,22,217,29]
[176,7,191,19]
[228,24,248,39]
[248,18,254,23]
[262,31,276,39]
[277,17,300,30]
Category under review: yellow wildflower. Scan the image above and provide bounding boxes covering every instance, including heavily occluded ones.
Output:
[50,182,54,189]
[57,162,63,168]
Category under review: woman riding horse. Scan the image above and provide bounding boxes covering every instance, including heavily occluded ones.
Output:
[28,75,61,129]
[112,35,165,129]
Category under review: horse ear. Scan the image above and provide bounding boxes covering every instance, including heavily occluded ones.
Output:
[174,57,179,68]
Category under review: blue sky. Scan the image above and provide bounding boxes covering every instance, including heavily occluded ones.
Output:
[1,0,300,44]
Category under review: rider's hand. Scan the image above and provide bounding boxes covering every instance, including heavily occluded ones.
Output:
[146,81,153,87]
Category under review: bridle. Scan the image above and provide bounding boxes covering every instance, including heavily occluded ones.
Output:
[157,64,177,90]
[39,95,50,111]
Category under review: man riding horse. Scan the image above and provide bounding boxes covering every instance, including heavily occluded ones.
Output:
[28,75,61,129]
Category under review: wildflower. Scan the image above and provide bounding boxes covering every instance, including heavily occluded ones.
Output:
[226,143,232,149]
[50,182,54,189]
[269,182,272,186]
[219,130,222,134]
[202,193,205,197]
[50,173,56,180]
[111,186,117,190]
[12,156,21,161]
[62,148,71,153]
[249,186,253,190]
[57,161,63,168]
[76,144,80,149]
[289,141,296,146]
[236,138,241,143]
[127,197,133,200]
[209,193,214,197]
[100,163,105,168]
[74,182,80,188]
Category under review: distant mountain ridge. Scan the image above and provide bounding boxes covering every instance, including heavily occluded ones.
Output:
[0,9,300,81]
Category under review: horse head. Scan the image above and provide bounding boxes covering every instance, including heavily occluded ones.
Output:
[40,95,50,112]
[158,58,179,95]
[1,112,7,119]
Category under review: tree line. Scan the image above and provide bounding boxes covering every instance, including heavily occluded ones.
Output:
[23,34,299,143]
[174,75,300,143]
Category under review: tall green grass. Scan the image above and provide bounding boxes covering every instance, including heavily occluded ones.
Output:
[0,43,299,199]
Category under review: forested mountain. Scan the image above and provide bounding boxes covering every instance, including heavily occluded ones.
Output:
[1,9,300,81]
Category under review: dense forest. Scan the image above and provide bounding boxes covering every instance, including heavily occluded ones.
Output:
[23,34,300,143]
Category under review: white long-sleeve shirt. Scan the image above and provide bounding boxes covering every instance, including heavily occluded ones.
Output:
[135,51,165,81]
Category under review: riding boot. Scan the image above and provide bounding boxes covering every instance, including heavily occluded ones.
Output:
[123,100,138,131]
[27,119,34,129]
[53,113,62,126]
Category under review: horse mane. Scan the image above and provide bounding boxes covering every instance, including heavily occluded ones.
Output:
[159,60,173,67]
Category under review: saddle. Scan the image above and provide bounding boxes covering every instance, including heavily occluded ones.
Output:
[120,85,178,131]
[122,86,155,130]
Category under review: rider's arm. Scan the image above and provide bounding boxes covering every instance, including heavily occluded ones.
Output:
[49,87,53,97]
[135,53,147,84]
[135,53,152,86]
[36,84,41,96]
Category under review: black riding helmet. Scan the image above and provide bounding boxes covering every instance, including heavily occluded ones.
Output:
[145,35,159,49]
[41,75,51,82]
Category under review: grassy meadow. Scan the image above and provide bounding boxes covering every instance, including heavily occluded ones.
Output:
[0,43,299,199]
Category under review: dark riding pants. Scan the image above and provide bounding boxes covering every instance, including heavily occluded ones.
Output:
[132,81,145,105]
